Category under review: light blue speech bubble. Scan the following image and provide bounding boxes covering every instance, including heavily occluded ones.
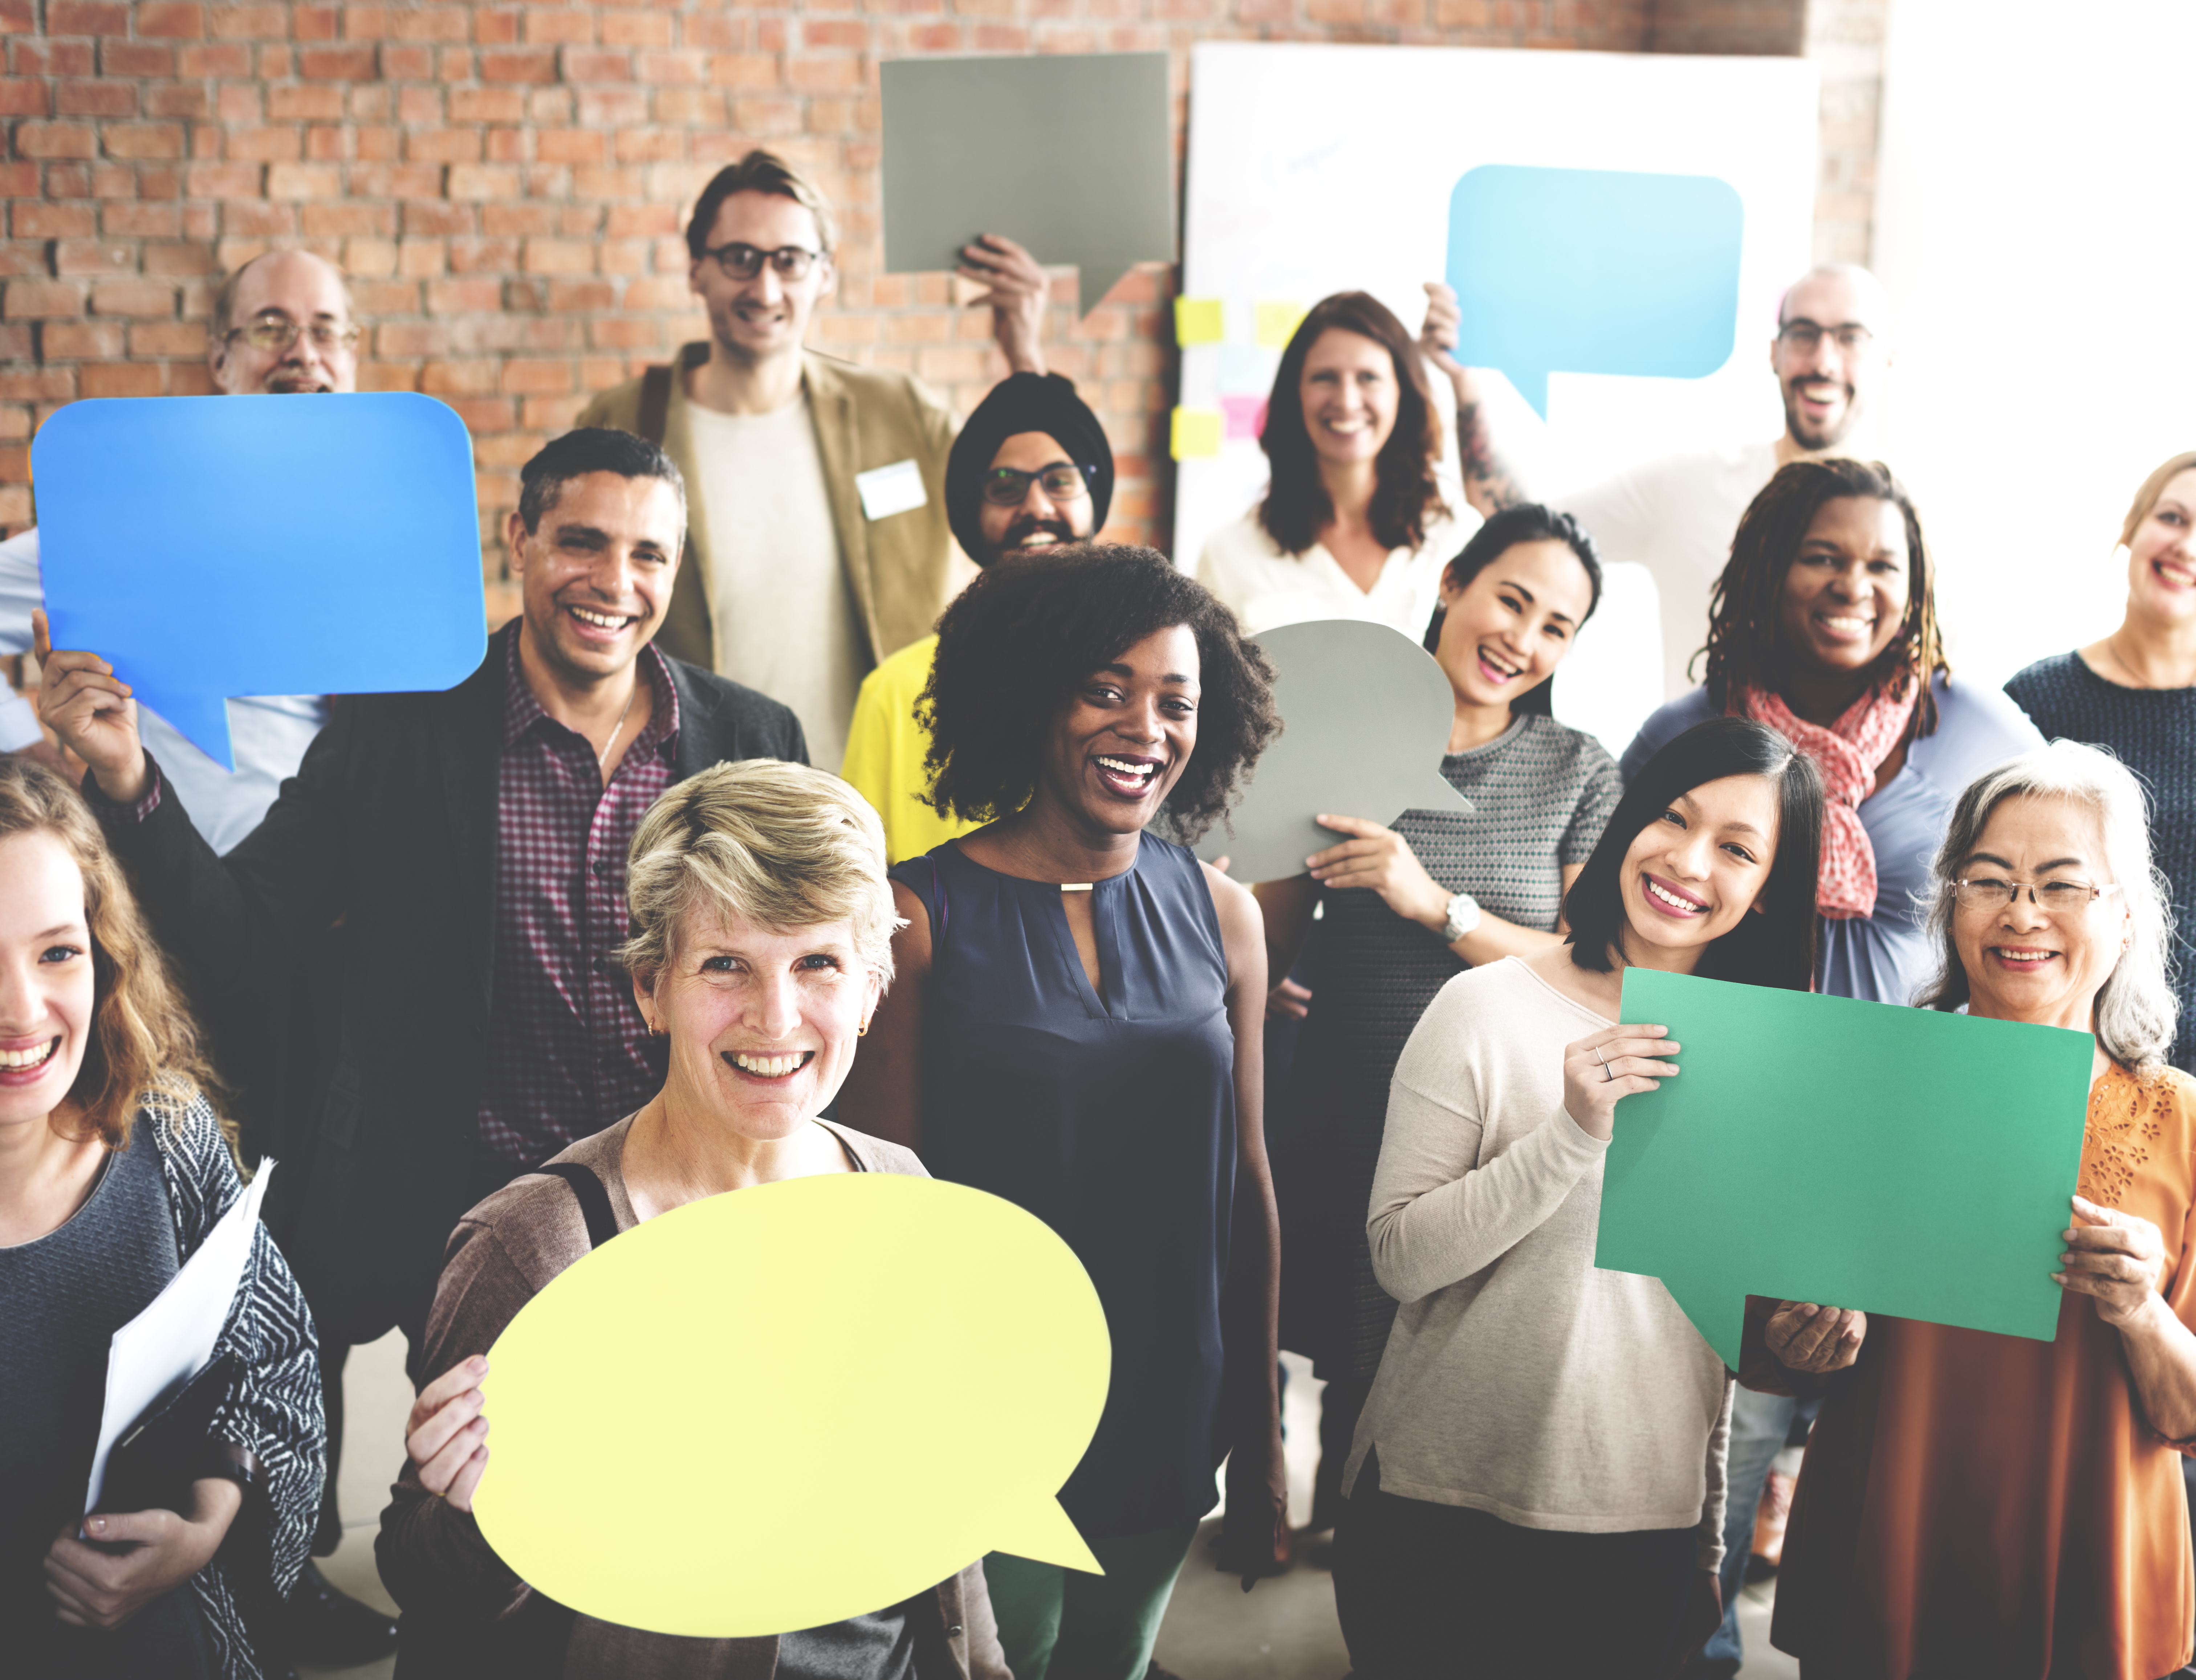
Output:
[32,392,486,769]
[1446,164,1745,419]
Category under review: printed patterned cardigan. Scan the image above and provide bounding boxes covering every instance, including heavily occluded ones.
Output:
[147,1093,325,1680]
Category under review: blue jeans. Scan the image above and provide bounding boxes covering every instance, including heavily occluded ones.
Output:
[1703,1387,1816,1671]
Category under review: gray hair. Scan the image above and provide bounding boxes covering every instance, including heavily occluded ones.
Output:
[620,760,899,989]
[1916,740,2177,1069]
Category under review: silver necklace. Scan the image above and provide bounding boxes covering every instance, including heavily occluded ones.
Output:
[597,685,638,775]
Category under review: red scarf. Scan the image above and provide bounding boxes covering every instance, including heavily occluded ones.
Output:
[1737,680,1918,919]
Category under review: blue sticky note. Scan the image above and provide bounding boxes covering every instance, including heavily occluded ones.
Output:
[1446,164,1744,418]
[1216,344,1269,396]
[32,393,486,769]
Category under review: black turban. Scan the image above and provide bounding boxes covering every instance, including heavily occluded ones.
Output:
[944,372,1114,564]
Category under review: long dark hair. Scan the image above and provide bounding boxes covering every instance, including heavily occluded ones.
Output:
[1420,503,1605,718]
[1257,291,1447,558]
[1700,457,1945,735]
[1562,718,1823,991]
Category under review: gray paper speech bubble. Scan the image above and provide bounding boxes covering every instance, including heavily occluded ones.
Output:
[880,53,1174,317]
[1195,619,1471,885]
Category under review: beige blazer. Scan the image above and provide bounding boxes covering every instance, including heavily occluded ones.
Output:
[577,344,959,677]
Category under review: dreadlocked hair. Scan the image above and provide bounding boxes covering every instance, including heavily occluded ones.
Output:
[1700,456,1947,737]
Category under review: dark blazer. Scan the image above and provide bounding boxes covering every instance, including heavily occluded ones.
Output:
[91,628,808,1347]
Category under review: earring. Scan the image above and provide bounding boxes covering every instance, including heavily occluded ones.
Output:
[647,1020,664,1037]
[858,1019,871,1038]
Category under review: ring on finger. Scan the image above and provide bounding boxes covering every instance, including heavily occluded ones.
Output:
[1595,1045,1613,1083]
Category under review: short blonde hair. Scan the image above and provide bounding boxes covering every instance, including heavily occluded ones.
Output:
[621,761,898,988]
[2120,450,2196,549]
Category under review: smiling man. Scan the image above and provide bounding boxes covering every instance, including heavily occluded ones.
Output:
[840,371,1114,861]
[1424,262,1898,702]
[576,148,1051,769]
[34,429,805,1396]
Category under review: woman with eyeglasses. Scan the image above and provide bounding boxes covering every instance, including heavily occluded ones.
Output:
[1196,291,1464,641]
[1745,742,2196,1679]
[2006,451,2196,1074]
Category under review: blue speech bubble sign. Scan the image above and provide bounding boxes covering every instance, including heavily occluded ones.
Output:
[1446,164,1745,419]
[32,392,486,770]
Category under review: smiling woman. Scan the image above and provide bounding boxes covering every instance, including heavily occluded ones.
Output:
[835,546,1285,1680]
[379,761,1013,1679]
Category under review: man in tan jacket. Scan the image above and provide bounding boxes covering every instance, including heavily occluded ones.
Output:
[577,148,1049,767]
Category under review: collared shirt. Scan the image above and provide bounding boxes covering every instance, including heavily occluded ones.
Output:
[476,623,680,1165]
[0,527,328,852]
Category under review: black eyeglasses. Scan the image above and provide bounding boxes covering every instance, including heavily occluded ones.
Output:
[1777,319,1874,353]
[980,464,1092,507]
[701,241,825,282]
[227,313,361,354]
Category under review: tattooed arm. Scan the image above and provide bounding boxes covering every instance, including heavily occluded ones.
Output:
[1419,281,1528,518]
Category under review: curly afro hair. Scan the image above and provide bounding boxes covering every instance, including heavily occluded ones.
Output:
[919,544,1280,843]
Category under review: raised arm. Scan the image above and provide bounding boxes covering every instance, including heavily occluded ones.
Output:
[1419,282,1529,518]
[959,235,1049,378]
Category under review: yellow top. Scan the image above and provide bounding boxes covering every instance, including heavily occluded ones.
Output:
[839,634,978,864]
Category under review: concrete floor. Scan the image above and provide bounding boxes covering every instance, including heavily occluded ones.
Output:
[301,1339,1798,1680]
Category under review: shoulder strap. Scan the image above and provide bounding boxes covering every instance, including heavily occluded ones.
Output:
[535,1162,620,1251]
[636,363,674,445]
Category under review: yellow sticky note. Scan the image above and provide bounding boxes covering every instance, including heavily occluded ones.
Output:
[1170,407,1223,460]
[1255,301,1307,350]
[1174,297,1225,345]
[472,1174,1110,1636]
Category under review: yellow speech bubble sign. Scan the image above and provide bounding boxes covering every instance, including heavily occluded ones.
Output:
[471,1172,1110,1637]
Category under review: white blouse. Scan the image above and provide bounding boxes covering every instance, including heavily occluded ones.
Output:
[1195,505,1471,639]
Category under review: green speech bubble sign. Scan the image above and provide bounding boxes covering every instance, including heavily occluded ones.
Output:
[1595,968,2094,1367]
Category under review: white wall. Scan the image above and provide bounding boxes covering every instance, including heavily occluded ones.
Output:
[1872,0,2196,693]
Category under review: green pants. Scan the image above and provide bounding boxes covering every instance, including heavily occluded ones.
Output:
[983,1522,1200,1680]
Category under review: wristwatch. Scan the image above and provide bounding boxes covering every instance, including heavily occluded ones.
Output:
[202,1440,264,1496]
[1441,890,1482,944]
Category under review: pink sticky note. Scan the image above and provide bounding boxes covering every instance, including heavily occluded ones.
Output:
[1221,396,1267,441]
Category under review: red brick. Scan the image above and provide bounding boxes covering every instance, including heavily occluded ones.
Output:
[576,87,645,125]
[381,42,430,76]
[0,0,29,30]
[479,46,555,81]
[484,127,526,162]
[293,4,336,38]
[375,322,446,356]
[101,38,176,72]
[269,83,344,118]
[562,47,629,80]
[177,41,249,72]
[523,8,592,43]
[143,241,215,274]
[521,237,592,273]
[390,6,468,41]
[102,201,182,236]
[265,162,340,196]
[89,278,179,315]
[44,319,125,356]
[299,44,375,76]
[499,357,570,395]
[129,319,207,354]
[347,160,437,194]
[139,3,207,36]
[709,52,778,87]
[81,360,163,395]
[15,38,94,74]
[446,163,517,198]
[404,200,473,235]
[5,280,88,319]
[636,49,704,84]
[53,81,139,119]
[535,126,601,163]
[424,276,499,312]
[48,0,130,33]
[102,122,186,159]
[17,122,99,158]
[209,5,286,37]
[301,200,388,235]
[405,126,480,162]
[16,201,96,237]
[54,240,137,275]
[481,202,554,236]
[147,84,211,117]
[0,78,50,114]
[221,198,293,235]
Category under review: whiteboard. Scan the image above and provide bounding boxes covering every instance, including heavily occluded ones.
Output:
[1177,41,1819,758]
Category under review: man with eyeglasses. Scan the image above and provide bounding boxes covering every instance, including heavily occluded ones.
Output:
[1421,262,1898,703]
[576,147,1050,770]
[841,372,1112,862]
[0,248,410,1670]
[0,248,359,849]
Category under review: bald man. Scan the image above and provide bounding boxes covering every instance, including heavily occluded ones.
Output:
[1422,262,1899,700]
[0,248,402,1669]
[0,248,361,845]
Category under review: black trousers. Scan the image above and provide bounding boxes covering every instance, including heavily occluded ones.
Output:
[1334,1452,1696,1680]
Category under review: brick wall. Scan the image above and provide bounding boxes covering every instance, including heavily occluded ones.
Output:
[1,0,1857,625]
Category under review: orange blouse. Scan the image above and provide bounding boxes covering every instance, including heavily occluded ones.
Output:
[1741,1064,2196,1680]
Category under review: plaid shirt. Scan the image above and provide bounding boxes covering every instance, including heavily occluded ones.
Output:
[477,624,679,1165]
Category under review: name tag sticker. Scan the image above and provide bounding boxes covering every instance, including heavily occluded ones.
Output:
[855,458,928,522]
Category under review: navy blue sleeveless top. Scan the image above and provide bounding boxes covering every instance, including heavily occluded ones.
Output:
[892,835,1237,1538]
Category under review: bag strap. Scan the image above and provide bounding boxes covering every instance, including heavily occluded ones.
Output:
[535,1162,620,1251]
[636,363,674,445]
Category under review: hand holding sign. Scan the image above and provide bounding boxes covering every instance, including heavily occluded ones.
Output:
[1594,969,2094,1367]
[32,609,149,804]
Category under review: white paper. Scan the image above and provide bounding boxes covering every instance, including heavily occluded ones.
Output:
[855,458,928,521]
[84,1161,275,1514]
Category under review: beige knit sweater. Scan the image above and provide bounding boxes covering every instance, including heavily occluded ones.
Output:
[1343,957,1732,1566]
